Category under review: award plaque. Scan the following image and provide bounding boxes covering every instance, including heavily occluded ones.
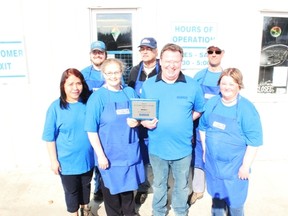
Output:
[130,98,159,120]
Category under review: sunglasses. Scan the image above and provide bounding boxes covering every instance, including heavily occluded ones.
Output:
[207,50,222,55]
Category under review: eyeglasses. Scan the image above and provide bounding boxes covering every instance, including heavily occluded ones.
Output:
[207,50,222,55]
[104,71,122,77]
[139,47,153,52]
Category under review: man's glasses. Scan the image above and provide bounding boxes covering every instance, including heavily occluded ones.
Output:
[207,50,222,55]
[104,71,122,77]
[139,47,153,52]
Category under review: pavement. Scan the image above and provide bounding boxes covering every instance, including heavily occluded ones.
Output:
[0,159,288,216]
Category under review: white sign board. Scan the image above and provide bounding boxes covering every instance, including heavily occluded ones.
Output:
[171,22,218,70]
[0,39,28,84]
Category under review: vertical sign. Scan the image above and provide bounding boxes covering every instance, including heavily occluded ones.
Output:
[171,22,218,70]
[0,39,28,84]
[258,16,288,94]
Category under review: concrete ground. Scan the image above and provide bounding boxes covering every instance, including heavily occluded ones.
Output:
[0,159,288,216]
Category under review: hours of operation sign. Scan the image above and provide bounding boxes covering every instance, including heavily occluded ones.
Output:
[171,22,218,70]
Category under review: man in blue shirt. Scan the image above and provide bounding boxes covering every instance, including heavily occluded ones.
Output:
[141,43,205,216]
[81,40,107,202]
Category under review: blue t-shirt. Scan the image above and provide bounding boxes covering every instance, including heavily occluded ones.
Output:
[81,65,105,91]
[194,68,222,101]
[85,86,139,132]
[194,68,222,87]
[42,99,94,174]
[199,95,263,147]
[141,72,205,160]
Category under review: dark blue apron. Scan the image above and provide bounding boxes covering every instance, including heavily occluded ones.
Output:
[194,69,220,169]
[97,89,144,194]
[86,66,105,91]
[134,62,160,96]
[134,63,159,165]
[205,98,248,208]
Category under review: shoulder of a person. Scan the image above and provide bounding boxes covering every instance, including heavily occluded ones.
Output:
[193,68,207,78]
[130,61,142,72]
[238,95,256,108]
[81,65,91,73]
[206,95,220,106]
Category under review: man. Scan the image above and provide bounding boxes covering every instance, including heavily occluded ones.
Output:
[81,40,107,92]
[127,37,161,204]
[190,40,225,205]
[81,40,108,202]
[141,43,205,216]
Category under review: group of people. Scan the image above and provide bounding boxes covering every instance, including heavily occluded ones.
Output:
[42,37,263,216]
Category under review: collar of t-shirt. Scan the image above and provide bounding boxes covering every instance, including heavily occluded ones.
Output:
[155,71,186,83]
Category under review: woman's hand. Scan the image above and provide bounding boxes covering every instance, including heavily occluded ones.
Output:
[141,118,158,129]
[98,155,109,170]
[127,118,140,128]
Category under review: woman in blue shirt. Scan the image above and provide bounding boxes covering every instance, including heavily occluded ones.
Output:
[85,58,145,216]
[42,68,94,216]
[199,68,263,216]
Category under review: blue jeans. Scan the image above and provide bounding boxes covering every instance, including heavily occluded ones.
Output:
[212,198,244,216]
[149,154,191,216]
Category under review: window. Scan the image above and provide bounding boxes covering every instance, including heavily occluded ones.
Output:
[90,9,137,83]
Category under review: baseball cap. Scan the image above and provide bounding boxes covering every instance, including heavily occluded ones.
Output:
[138,37,157,49]
[207,39,224,51]
[90,41,106,52]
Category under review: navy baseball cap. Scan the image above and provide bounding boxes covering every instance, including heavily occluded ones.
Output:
[90,41,106,52]
[138,37,157,49]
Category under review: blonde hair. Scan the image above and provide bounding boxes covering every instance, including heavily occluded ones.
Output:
[100,58,125,73]
[218,68,244,89]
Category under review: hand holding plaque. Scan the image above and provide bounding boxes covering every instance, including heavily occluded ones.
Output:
[130,98,159,120]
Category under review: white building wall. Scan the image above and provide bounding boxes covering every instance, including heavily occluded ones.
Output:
[0,0,287,171]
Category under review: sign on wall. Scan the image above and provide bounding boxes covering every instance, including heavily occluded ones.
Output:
[258,16,288,94]
[0,38,28,84]
[171,22,218,70]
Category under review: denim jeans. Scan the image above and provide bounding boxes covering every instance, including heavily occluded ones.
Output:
[212,198,244,216]
[149,154,191,216]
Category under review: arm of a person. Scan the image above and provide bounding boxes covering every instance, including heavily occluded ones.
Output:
[238,145,259,180]
[46,141,61,175]
[199,130,206,163]
[87,132,109,170]
[192,111,202,121]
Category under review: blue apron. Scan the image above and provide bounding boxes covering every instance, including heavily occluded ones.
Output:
[134,62,159,165]
[194,69,220,169]
[97,90,145,194]
[134,62,160,96]
[205,98,248,208]
[86,66,105,91]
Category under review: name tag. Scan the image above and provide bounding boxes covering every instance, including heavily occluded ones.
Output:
[212,121,226,130]
[116,108,130,115]
[204,93,216,99]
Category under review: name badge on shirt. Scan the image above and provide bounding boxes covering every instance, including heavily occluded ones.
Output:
[116,108,130,115]
[204,93,216,99]
[212,121,226,130]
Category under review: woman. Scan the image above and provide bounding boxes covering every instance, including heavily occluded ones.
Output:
[199,68,263,216]
[85,58,145,216]
[42,68,94,216]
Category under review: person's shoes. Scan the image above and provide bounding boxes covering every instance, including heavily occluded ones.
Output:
[189,192,204,205]
[80,206,93,216]
[93,190,103,202]
[135,192,148,204]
